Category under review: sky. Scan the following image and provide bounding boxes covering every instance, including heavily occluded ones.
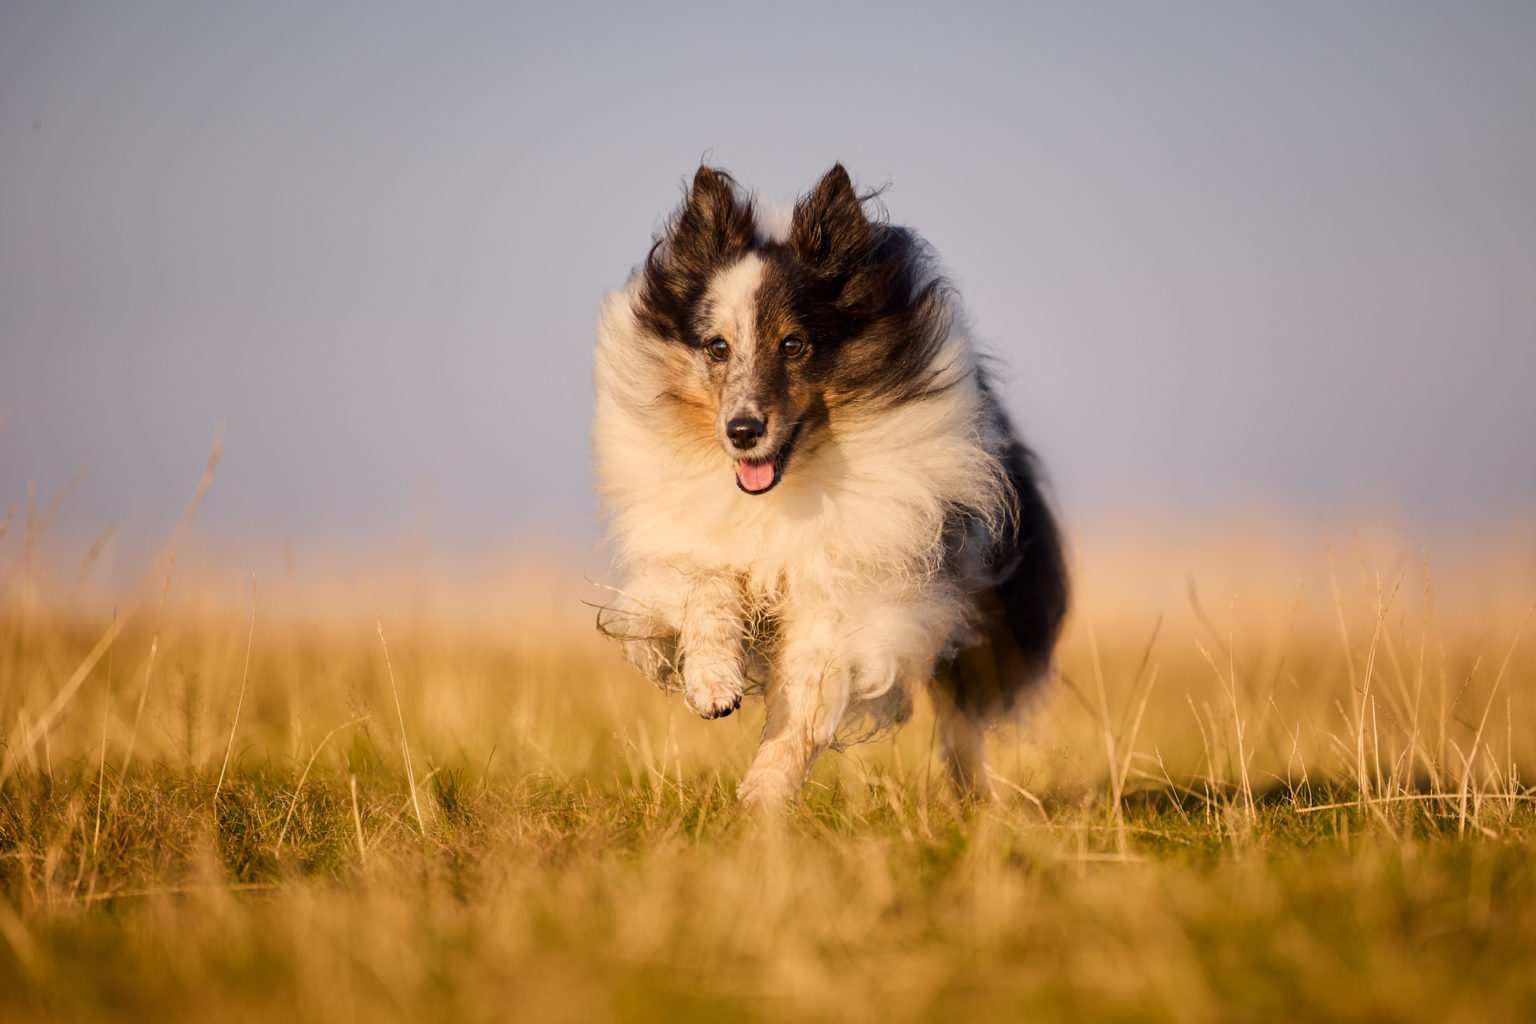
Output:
[3,1,1535,570]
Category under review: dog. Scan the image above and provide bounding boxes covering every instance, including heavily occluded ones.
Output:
[593,164,1067,810]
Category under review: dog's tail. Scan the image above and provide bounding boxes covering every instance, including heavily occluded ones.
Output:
[944,437,1069,719]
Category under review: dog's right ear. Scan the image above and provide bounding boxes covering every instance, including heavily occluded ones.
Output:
[667,166,756,268]
[638,167,756,340]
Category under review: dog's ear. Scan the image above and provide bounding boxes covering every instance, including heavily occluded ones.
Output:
[791,164,872,279]
[668,166,756,267]
[639,167,755,340]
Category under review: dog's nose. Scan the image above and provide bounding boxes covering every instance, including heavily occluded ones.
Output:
[727,417,766,450]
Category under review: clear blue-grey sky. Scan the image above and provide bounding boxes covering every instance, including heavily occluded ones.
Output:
[3,1,1534,563]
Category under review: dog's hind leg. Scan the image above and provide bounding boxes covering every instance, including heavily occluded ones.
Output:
[679,570,749,719]
[737,613,852,811]
[934,688,994,801]
[929,661,996,801]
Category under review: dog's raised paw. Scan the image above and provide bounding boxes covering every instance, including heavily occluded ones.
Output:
[687,686,742,720]
[683,662,744,720]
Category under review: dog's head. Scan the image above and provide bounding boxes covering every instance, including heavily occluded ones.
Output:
[635,164,948,495]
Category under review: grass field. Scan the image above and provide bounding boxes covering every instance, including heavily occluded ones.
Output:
[2,497,1535,1021]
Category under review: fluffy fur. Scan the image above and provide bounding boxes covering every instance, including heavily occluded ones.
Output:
[593,164,1068,808]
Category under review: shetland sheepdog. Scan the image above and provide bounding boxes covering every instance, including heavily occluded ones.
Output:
[593,164,1067,809]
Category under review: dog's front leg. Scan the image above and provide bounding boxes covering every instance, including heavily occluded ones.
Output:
[679,570,748,719]
[737,612,852,811]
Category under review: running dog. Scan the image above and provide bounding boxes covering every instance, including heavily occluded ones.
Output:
[593,164,1067,809]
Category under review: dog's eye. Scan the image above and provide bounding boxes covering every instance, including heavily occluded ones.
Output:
[706,337,730,361]
[781,336,807,358]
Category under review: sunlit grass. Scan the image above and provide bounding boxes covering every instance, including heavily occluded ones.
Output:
[2,486,1534,1021]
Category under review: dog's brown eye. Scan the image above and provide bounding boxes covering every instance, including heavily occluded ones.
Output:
[781,336,806,358]
[706,337,730,361]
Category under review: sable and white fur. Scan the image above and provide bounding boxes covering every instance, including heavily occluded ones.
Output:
[593,164,1068,809]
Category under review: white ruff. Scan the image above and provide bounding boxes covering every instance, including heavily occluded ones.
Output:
[593,277,1010,713]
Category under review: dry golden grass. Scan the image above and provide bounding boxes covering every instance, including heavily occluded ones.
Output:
[1,487,1534,1021]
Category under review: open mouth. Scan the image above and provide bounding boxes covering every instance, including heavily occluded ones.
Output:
[734,425,798,495]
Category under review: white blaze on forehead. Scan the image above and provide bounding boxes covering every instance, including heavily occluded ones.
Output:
[703,253,764,346]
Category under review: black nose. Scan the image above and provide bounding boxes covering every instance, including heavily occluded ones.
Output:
[727,417,766,450]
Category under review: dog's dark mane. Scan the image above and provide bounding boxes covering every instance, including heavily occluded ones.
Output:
[778,223,956,410]
[945,418,1070,718]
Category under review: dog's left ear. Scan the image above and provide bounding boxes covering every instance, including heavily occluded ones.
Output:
[791,164,873,279]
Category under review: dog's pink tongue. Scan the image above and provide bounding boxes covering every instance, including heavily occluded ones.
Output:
[736,458,776,493]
